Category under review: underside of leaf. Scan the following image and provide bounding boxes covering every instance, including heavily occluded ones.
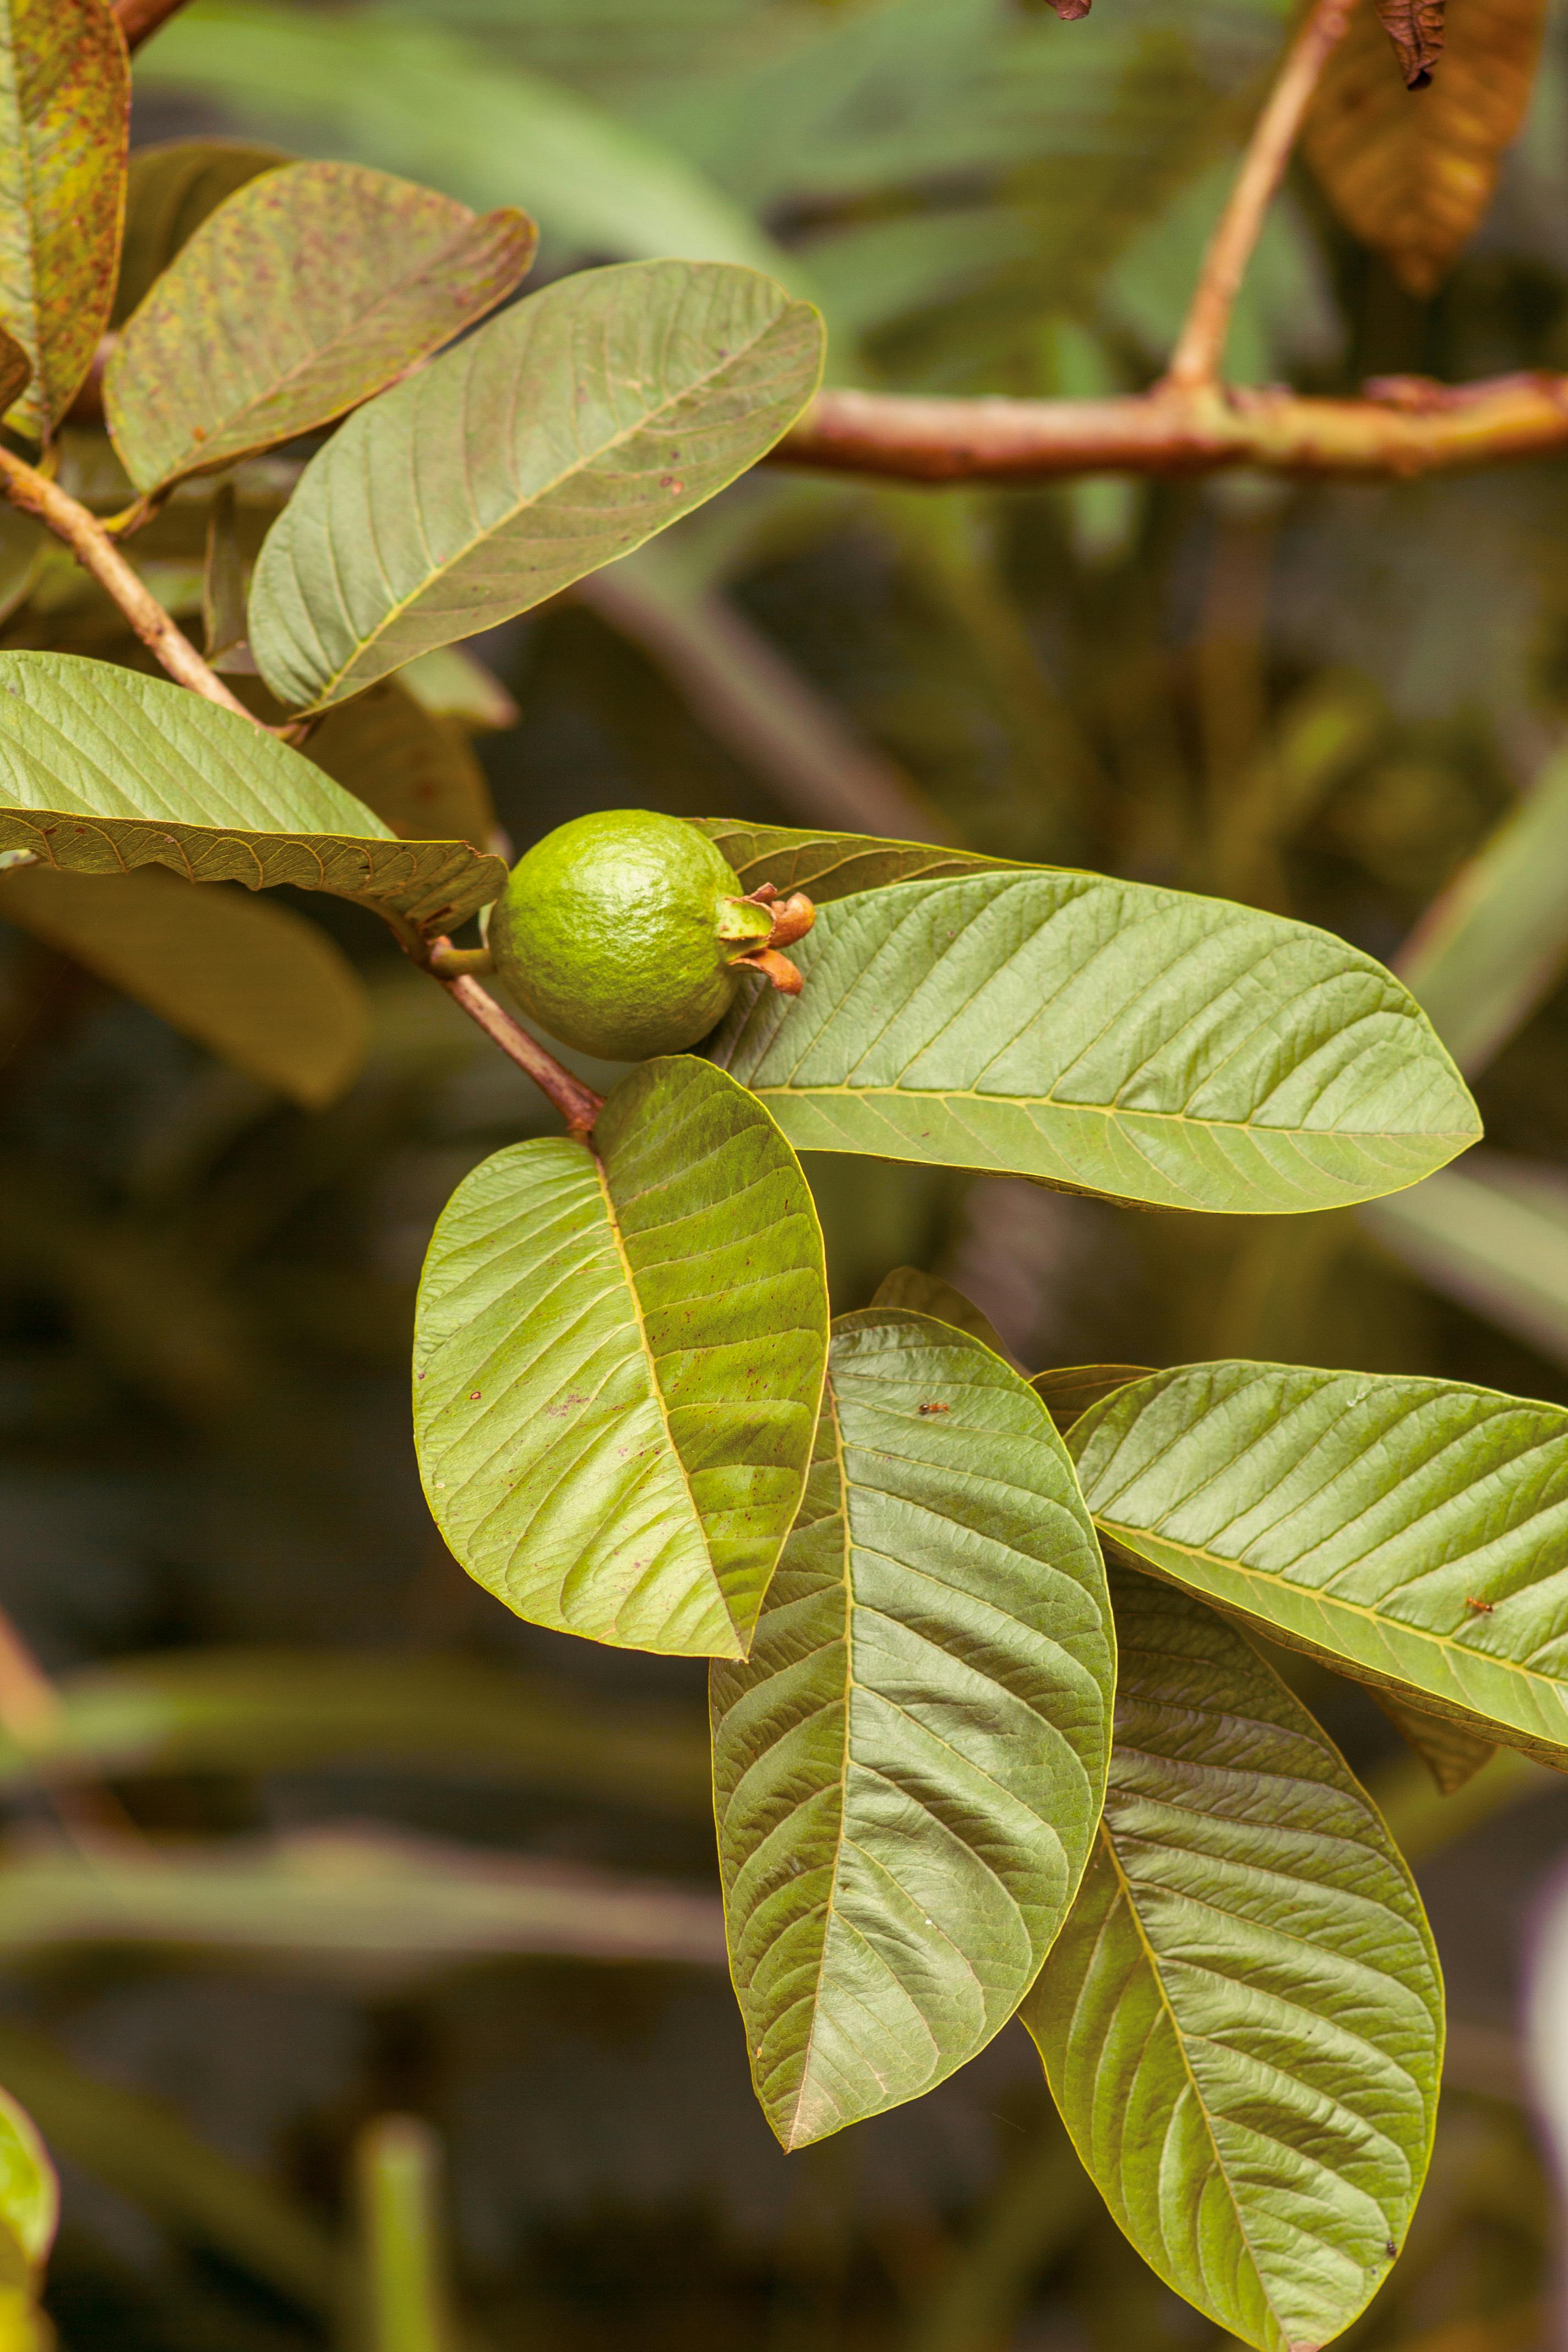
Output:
[249,258,826,713]
[106,160,537,492]
[1070,1362,1568,1768]
[711,1309,1113,2148]
[414,1058,828,1659]
[707,869,1479,1216]
[0,651,504,933]
[1025,1570,1442,2352]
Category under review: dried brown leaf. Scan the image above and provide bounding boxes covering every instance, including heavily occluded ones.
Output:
[1304,0,1545,293]
[1376,0,1446,87]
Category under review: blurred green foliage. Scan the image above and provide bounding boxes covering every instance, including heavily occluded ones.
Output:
[6,0,1568,2342]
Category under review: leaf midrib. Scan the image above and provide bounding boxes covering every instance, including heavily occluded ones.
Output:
[751,1077,1472,1146]
[308,295,797,702]
[590,1138,732,1653]
[1091,1816,1290,2349]
[781,1378,855,2151]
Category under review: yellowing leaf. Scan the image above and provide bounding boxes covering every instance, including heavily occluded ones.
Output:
[0,865,369,1108]
[113,135,290,327]
[0,0,129,438]
[1304,0,1545,295]
[106,160,537,494]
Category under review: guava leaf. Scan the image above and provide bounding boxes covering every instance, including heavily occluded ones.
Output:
[691,819,1016,900]
[106,161,537,493]
[113,136,290,327]
[0,0,128,440]
[0,2092,53,2277]
[707,872,1480,1216]
[413,1057,828,1660]
[0,653,504,935]
[1068,1361,1568,1766]
[1023,1570,1442,2352]
[869,1264,1016,1361]
[711,1309,1113,2149]
[0,865,369,1109]
[248,258,825,714]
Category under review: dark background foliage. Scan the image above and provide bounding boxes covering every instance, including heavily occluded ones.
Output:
[4,0,1568,2343]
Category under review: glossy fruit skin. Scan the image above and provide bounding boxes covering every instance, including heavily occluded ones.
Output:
[489,809,753,1060]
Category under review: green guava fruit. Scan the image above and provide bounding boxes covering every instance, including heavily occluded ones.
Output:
[488,809,772,1060]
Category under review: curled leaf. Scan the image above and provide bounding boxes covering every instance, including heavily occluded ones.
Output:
[1377,0,1445,86]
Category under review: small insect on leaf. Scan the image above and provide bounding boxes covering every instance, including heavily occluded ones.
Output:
[918,1401,951,1415]
[1465,1595,1495,1613]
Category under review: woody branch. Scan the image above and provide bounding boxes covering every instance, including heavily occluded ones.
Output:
[772,0,1568,488]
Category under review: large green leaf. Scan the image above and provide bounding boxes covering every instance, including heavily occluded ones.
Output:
[692,819,1016,900]
[106,160,537,494]
[707,872,1480,1216]
[0,652,504,934]
[1068,1361,1568,1766]
[0,865,369,1108]
[413,1055,828,1659]
[0,0,128,439]
[711,1308,1113,2150]
[113,136,289,327]
[248,258,825,713]
[1023,1570,1442,2352]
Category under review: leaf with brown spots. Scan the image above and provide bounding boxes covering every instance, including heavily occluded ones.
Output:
[1304,0,1545,294]
[113,135,290,326]
[0,0,129,440]
[105,160,538,494]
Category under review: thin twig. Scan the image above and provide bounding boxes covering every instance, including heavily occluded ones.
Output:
[0,445,267,726]
[113,0,194,52]
[437,966,605,1133]
[1164,0,1359,390]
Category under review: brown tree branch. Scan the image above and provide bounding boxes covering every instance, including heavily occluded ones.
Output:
[434,960,605,1133]
[1164,0,1358,390]
[0,444,265,725]
[774,371,1568,484]
[113,0,194,53]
